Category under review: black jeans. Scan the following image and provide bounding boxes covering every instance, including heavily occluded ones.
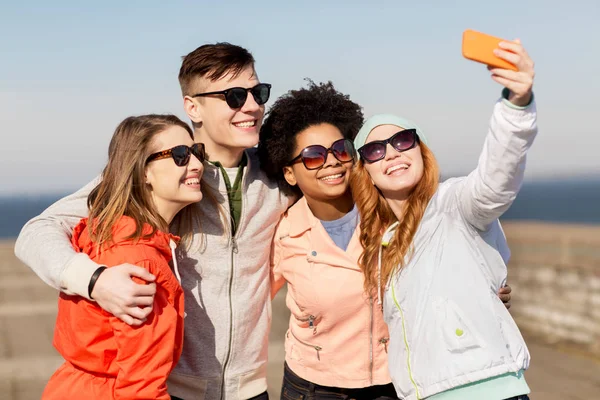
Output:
[506,396,530,400]
[171,391,268,400]
[281,362,399,400]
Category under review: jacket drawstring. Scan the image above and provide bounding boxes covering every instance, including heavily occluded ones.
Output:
[169,239,182,285]
[169,239,187,318]
[378,221,399,306]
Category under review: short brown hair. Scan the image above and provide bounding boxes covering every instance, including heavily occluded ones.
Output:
[178,42,255,96]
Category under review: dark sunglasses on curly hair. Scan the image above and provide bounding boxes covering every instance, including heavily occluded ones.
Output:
[146,143,206,167]
[191,83,272,109]
[288,138,355,170]
[357,129,419,163]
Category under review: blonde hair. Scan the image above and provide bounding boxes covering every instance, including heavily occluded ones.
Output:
[350,141,440,299]
[87,114,200,250]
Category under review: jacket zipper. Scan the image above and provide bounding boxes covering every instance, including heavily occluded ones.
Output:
[289,329,322,360]
[379,337,389,353]
[297,314,317,335]
[391,282,421,399]
[369,296,374,385]
[219,168,247,400]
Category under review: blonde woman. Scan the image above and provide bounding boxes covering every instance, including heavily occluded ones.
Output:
[43,115,204,399]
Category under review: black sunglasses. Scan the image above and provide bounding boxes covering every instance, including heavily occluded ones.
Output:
[357,129,419,163]
[191,83,272,109]
[146,143,206,167]
[288,138,355,170]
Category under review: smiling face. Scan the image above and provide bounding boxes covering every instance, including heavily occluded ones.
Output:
[283,123,354,204]
[362,124,424,200]
[184,65,265,164]
[145,125,204,222]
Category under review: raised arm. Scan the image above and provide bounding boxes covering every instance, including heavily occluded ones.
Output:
[458,40,538,231]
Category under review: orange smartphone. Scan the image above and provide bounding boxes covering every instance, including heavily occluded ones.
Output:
[462,29,518,71]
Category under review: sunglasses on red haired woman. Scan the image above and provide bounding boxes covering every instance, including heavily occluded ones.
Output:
[357,129,419,163]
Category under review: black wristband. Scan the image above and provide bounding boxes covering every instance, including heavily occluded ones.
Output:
[88,266,107,299]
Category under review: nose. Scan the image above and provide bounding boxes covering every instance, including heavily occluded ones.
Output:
[384,142,401,161]
[322,150,341,167]
[188,153,204,177]
[240,90,261,113]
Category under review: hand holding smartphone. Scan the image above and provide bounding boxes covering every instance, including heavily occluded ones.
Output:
[462,29,518,71]
[462,29,536,107]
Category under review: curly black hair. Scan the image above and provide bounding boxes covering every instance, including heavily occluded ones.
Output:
[258,80,364,197]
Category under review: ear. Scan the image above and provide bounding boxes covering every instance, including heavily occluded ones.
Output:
[283,166,297,187]
[183,96,203,125]
[144,167,154,187]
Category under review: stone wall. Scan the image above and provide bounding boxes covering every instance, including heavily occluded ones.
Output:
[503,221,600,359]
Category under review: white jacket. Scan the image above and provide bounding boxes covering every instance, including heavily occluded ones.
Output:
[383,98,537,400]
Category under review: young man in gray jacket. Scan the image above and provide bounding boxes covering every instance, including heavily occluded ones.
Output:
[15,43,291,400]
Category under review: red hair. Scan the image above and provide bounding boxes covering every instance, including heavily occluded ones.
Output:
[350,142,440,299]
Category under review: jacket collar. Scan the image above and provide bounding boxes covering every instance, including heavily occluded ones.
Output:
[202,150,251,193]
[285,197,363,272]
[287,197,320,237]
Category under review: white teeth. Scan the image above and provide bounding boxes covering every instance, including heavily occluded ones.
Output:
[320,173,343,181]
[184,178,200,185]
[233,121,256,128]
[386,164,409,175]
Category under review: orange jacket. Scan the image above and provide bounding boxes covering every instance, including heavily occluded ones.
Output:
[43,216,185,400]
[271,197,392,388]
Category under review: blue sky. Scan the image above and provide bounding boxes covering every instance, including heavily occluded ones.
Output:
[1,0,599,195]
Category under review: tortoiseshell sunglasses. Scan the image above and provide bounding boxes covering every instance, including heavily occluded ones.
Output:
[146,143,205,166]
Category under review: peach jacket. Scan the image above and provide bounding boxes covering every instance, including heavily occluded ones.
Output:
[271,197,392,388]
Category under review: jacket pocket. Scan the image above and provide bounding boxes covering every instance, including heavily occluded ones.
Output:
[284,330,300,362]
[282,386,306,400]
[433,297,484,353]
[288,329,323,361]
[167,372,208,400]
[281,374,307,400]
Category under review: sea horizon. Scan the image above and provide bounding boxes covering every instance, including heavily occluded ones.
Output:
[1,177,598,239]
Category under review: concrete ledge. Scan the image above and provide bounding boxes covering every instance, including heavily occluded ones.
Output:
[503,221,600,360]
